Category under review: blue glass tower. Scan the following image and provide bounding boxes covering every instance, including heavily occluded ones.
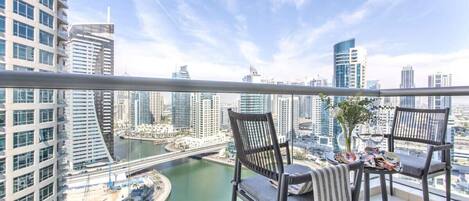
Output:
[172,66,191,130]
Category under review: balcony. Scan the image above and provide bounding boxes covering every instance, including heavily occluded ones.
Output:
[58,30,68,41]
[57,12,68,25]
[57,46,67,57]
[1,71,469,201]
[57,0,69,9]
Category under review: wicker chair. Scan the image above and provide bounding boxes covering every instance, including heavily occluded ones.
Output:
[228,109,363,201]
[388,107,452,201]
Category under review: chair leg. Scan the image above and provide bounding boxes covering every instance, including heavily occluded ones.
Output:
[422,176,429,201]
[446,169,451,201]
[231,183,237,201]
[389,174,394,196]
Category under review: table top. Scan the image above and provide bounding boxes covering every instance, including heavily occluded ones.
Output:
[325,152,400,174]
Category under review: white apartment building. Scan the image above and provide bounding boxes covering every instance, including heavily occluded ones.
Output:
[276,96,299,142]
[0,0,68,200]
[64,23,114,170]
[149,91,164,124]
[190,93,220,139]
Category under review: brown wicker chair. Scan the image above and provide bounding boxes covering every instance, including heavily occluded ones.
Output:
[388,107,452,201]
[228,109,363,201]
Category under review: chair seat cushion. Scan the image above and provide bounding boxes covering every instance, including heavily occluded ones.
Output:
[239,164,312,201]
[397,153,446,177]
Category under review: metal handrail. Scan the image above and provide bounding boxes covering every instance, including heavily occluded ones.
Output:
[1,71,469,96]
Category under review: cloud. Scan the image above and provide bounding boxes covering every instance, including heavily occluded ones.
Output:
[367,49,469,88]
[271,0,307,11]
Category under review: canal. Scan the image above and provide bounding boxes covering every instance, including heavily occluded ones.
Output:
[114,136,249,201]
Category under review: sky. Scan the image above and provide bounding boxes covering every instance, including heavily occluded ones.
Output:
[68,0,469,89]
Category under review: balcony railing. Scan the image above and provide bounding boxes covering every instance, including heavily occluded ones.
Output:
[1,71,469,200]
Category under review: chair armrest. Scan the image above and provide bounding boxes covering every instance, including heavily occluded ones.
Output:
[429,143,453,152]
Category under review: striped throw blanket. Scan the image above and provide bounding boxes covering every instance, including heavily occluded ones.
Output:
[310,164,351,201]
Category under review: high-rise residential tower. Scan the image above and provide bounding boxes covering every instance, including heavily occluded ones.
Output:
[172,66,191,130]
[0,0,68,200]
[332,38,367,151]
[276,96,299,142]
[131,91,152,127]
[190,93,220,139]
[240,66,271,114]
[428,73,452,109]
[149,92,164,124]
[400,66,415,108]
[65,23,114,169]
[310,78,333,146]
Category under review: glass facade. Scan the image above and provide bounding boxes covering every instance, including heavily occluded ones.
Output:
[39,182,53,201]
[39,109,53,123]
[39,146,53,162]
[15,193,33,201]
[13,0,34,20]
[0,39,4,57]
[39,30,53,47]
[13,65,33,71]
[39,89,53,103]
[13,110,34,126]
[40,0,53,9]
[13,88,34,103]
[13,172,34,192]
[13,20,34,41]
[0,111,4,126]
[39,127,53,142]
[39,50,53,65]
[13,130,34,148]
[39,164,53,181]
[13,43,34,61]
[39,10,53,28]
[13,151,34,170]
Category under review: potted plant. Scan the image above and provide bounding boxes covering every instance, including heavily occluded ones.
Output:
[321,94,375,153]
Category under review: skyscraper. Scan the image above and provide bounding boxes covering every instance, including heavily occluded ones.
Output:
[310,78,333,145]
[172,66,191,130]
[131,91,152,127]
[0,0,68,199]
[333,38,367,151]
[276,96,299,142]
[149,92,164,124]
[190,93,220,139]
[400,66,415,108]
[240,66,271,113]
[428,73,452,109]
[66,23,114,169]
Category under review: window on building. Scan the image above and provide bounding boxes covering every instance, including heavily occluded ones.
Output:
[0,135,4,152]
[0,64,4,70]
[13,20,34,40]
[39,182,53,201]
[39,50,53,65]
[39,146,53,162]
[15,193,34,201]
[13,43,34,61]
[13,88,34,103]
[40,89,53,103]
[0,0,4,9]
[0,89,4,103]
[13,151,34,170]
[13,130,34,148]
[39,164,53,181]
[39,10,53,28]
[0,39,4,57]
[40,109,53,123]
[40,0,53,9]
[0,181,4,199]
[0,111,4,126]
[0,158,4,174]
[13,172,34,192]
[39,30,53,47]
[13,110,34,126]
[0,16,4,33]
[13,0,34,20]
[13,65,33,71]
[39,127,53,142]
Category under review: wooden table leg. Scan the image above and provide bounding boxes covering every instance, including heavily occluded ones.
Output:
[365,172,370,201]
[380,174,388,201]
